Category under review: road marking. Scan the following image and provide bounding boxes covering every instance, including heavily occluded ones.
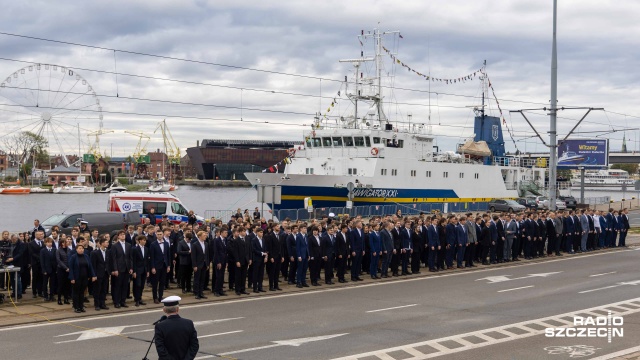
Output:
[590,271,617,277]
[476,272,562,284]
[366,304,418,313]
[579,279,640,294]
[0,247,633,332]
[589,344,640,360]
[330,297,640,360]
[211,333,349,357]
[198,330,243,339]
[497,285,534,293]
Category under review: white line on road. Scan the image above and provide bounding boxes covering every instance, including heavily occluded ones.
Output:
[590,271,618,277]
[366,304,418,313]
[199,330,243,339]
[589,344,640,360]
[497,285,534,293]
[1,247,633,332]
[579,280,640,294]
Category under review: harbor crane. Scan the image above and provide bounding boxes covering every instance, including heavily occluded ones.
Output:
[124,130,151,177]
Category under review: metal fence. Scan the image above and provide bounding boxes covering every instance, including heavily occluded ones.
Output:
[275,202,490,222]
[204,210,236,223]
[581,196,611,206]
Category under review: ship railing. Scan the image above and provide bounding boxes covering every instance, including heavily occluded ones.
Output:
[492,156,547,168]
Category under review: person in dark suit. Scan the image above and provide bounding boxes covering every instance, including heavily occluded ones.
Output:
[155,296,199,360]
[496,215,505,263]
[91,236,111,310]
[335,224,349,282]
[390,222,402,276]
[350,221,365,281]
[564,211,576,253]
[619,208,630,247]
[177,235,193,294]
[489,216,499,264]
[411,219,424,274]
[150,232,171,304]
[369,224,382,279]
[456,217,469,268]
[40,237,57,302]
[437,218,447,271]
[427,217,440,272]
[251,228,268,293]
[212,229,228,296]
[445,217,458,269]
[480,221,492,265]
[6,233,26,299]
[321,225,336,284]
[131,235,150,307]
[110,231,132,308]
[308,227,322,286]
[68,244,96,313]
[230,228,252,295]
[266,224,284,291]
[379,222,394,277]
[295,226,309,288]
[286,225,298,285]
[191,231,209,299]
[31,219,45,241]
[29,230,45,298]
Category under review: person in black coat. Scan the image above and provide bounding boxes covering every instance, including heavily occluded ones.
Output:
[308,227,323,286]
[131,235,150,307]
[229,228,252,295]
[68,244,96,313]
[91,236,112,310]
[411,223,423,274]
[110,231,132,308]
[6,234,26,299]
[335,225,349,283]
[320,225,336,285]
[29,230,45,298]
[437,219,447,271]
[177,235,193,293]
[212,229,228,297]
[286,226,298,284]
[191,231,210,299]
[155,296,199,360]
[480,221,492,265]
[250,228,268,293]
[266,224,284,291]
[39,237,57,302]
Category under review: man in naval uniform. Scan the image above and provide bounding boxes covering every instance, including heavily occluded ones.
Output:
[154,296,199,360]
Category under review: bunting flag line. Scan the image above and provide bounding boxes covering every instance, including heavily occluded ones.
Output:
[382,46,484,84]
[486,75,519,151]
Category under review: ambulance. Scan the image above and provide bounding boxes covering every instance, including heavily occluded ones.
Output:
[108,192,204,225]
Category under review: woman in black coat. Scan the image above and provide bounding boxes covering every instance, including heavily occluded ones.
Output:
[68,244,96,313]
[56,238,71,305]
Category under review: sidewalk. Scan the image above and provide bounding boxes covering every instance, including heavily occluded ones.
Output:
[1,235,638,328]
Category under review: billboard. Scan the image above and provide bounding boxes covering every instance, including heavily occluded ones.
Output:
[557,139,608,168]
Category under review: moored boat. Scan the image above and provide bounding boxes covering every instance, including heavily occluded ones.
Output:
[0,186,31,194]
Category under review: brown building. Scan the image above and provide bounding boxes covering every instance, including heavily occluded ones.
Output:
[186,139,300,180]
[0,150,6,174]
[148,150,169,179]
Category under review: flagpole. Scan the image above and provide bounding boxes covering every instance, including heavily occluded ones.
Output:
[549,0,558,210]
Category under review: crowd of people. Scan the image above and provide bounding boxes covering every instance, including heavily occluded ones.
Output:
[0,206,631,312]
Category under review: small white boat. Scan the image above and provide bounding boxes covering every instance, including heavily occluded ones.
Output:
[147,179,174,192]
[97,181,128,193]
[30,187,51,193]
[53,185,95,194]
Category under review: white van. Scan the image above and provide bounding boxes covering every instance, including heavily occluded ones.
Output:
[108,192,203,225]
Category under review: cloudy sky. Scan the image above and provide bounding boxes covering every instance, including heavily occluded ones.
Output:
[1,0,639,159]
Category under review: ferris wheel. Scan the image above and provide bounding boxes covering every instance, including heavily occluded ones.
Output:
[0,63,103,167]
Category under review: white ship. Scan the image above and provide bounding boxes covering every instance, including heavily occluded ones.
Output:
[570,169,635,188]
[245,29,546,211]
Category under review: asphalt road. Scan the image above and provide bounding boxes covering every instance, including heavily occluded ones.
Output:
[1,247,640,360]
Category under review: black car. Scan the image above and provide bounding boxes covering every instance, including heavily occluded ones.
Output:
[559,196,577,209]
[517,198,538,210]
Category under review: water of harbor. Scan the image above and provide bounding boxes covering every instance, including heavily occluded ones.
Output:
[0,186,637,232]
[0,186,263,232]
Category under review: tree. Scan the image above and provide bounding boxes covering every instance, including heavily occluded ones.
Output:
[611,163,638,174]
[2,131,49,181]
[2,131,48,164]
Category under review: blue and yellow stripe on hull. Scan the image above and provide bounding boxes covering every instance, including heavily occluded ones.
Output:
[274,186,497,210]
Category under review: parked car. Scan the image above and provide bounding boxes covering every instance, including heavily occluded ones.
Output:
[559,196,577,210]
[488,199,526,213]
[41,211,141,237]
[531,196,566,210]
[517,198,538,210]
